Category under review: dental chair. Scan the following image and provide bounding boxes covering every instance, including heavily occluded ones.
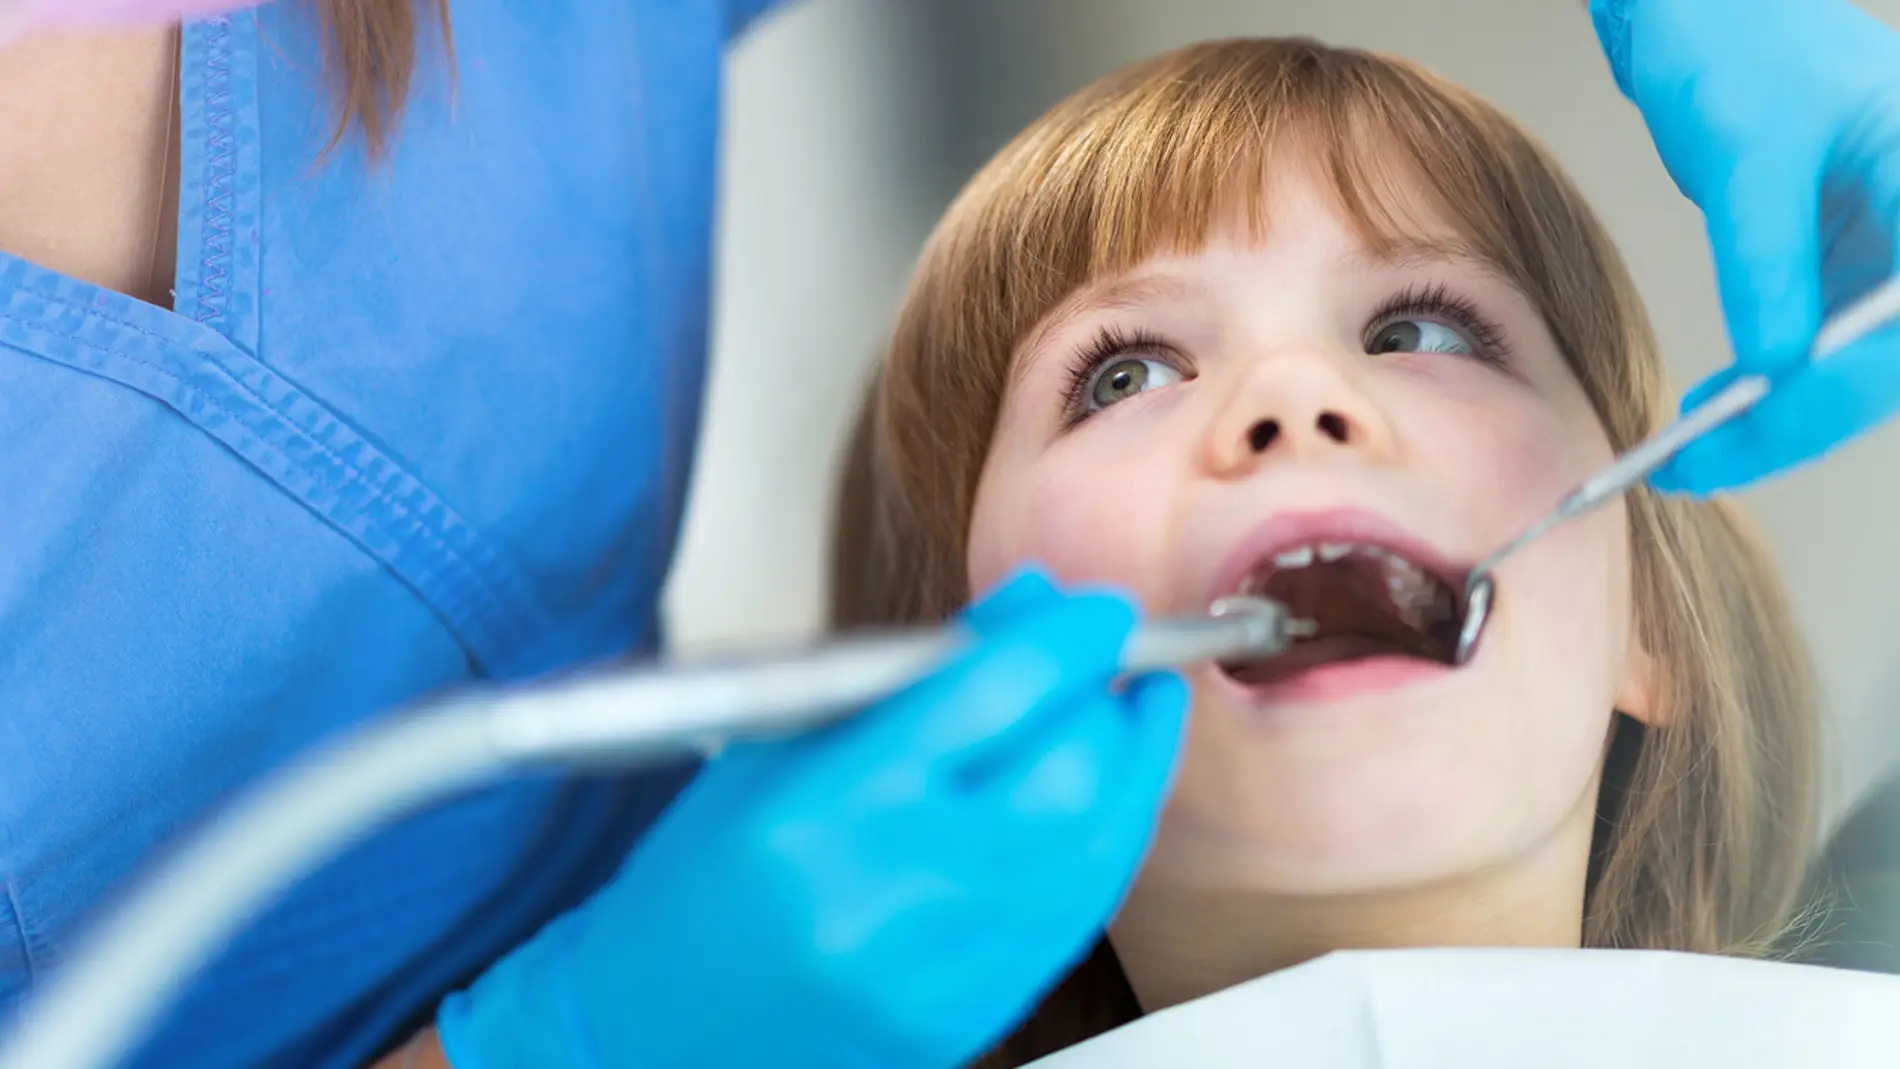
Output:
[1806,771,1900,974]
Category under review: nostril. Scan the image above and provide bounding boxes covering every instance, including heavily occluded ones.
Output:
[1247,419,1280,453]
[1316,411,1350,443]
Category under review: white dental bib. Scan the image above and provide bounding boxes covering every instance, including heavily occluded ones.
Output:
[1024,948,1898,1068]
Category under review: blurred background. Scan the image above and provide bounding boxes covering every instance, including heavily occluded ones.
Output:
[663,0,1900,826]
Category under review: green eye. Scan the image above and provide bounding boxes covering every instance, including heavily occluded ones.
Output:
[1368,318,1474,357]
[1085,357,1184,412]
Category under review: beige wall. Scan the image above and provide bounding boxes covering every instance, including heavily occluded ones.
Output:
[664,0,944,651]
[668,0,1900,817]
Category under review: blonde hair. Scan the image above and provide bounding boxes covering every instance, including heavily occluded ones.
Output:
[830,37,1821,1063]
[317,0,452,157]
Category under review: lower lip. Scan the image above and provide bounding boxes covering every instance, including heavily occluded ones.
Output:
[1220,656,1451,706]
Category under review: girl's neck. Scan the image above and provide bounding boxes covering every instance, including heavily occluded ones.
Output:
[1108,838,1590,1014]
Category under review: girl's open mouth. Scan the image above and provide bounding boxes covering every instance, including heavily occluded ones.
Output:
[1218,540,1467,696]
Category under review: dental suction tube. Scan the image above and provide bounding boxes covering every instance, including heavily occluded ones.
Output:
[0,595,1303,1069]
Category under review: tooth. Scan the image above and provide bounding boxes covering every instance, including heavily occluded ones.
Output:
[1273,545,1315,569]
[1318,542,1353,562]
[1383,557,1435,623]
[1384,554,1425,585]
[1389,575,1429,613]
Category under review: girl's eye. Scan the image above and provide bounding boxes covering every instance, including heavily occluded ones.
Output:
[1083,356,1185,413]
[1367,317,1475,358]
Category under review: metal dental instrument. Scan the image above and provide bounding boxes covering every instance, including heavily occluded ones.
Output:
[0,595,1311,1069]
[1454,274,1900,665]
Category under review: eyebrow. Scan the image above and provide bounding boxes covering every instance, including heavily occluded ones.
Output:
[1010,274,1196,387]
[1339,236,1517,287]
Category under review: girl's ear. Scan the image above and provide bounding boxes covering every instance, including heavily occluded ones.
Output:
[1614,629,1662,726]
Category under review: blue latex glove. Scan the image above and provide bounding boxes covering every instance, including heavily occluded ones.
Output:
[436,569,1189,1069]
[1593,0,1900,493]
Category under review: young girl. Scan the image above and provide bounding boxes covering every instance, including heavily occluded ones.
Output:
[833,37,1822,1066]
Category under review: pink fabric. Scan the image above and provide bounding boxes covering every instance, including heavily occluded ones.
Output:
[3,0,262,35]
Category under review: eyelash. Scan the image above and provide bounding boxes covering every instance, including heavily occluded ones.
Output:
[1369,282,1512,368]
[1057,283,1512,428]
[1060,325,1180,429]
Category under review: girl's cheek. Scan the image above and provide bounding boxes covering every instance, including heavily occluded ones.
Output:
[1019,456,1174,595]
[1430,400,1582,537]
[966,454,1160,595]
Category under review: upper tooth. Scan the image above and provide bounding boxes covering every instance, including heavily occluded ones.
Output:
[1318,542,1353,562]
[1273,545,1315,569]
[1383,554,1426,584]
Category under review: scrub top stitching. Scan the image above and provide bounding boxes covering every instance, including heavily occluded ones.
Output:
[3,302,495,646]
[3,287,561,675]
[196,19,237,330]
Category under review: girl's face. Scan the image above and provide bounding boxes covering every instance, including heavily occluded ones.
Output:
[966,165,1655,896]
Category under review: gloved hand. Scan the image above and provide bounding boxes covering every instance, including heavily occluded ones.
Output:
[436,569,1189,1069]
[0,0,257,41]
[1592,0,1900,493]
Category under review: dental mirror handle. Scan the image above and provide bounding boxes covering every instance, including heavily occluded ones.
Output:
[1469,371,1769,584]
[1456,273,1900,666]
[1544,273,1900,544]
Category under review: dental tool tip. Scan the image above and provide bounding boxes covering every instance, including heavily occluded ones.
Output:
[1207,593,1316,655]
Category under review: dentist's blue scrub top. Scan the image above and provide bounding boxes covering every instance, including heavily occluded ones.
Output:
[0,2,786,1065]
